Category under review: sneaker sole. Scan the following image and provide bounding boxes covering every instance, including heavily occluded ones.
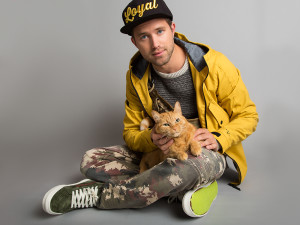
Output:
[42,179,92,215]
[182,181,218,218]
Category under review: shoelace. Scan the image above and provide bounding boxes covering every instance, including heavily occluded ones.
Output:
[71,186,99,208]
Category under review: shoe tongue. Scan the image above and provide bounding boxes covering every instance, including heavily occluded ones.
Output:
[75,180,97,188]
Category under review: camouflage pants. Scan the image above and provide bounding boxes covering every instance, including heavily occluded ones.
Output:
[80,145,226,209]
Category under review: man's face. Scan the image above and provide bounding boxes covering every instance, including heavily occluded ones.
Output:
[131,18,175,69]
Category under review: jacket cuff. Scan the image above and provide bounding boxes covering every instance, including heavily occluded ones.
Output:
[212,131,230,154]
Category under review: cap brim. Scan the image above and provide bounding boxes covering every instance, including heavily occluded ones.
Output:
[120,14,172,35]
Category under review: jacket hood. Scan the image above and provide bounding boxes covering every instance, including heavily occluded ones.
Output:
[129,32,210,80]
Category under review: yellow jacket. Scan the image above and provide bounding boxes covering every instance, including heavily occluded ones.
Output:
[123,32,259,185]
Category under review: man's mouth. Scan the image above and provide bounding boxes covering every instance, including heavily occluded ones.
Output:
[153,50,164,57]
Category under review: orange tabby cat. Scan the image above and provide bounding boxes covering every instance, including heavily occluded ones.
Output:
[139,101,202,173]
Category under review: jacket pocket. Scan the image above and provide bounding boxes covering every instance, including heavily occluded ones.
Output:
[208,102,229,128]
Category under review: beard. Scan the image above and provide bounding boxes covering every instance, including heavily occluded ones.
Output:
[151,45,175,67]
[139,40,175,69]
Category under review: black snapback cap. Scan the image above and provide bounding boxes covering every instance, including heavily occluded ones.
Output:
[120,0,173,35]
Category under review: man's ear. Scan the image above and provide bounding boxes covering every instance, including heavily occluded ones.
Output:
[131,36,137,47]
[171,22,176,36]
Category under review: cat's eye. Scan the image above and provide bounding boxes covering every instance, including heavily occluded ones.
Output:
[176,118,180,122]
[163,123,170,127]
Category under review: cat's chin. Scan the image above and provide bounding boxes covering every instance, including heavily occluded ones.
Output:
[171,133,180,138]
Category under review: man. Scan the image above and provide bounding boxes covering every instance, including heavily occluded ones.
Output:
[42,0,258,218]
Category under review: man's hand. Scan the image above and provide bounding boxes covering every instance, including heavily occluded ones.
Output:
[151,128,174,155]
[194,128,219,151]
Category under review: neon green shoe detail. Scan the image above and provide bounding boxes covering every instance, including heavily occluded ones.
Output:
[182,181,218,217]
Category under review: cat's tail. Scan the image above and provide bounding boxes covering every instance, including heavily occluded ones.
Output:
[140,117,153,131]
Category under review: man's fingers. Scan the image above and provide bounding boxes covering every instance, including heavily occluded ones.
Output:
[195,133,210,142]
[161,139,173,150]
[158,136,170,145]
[160,139,173,154]
[204,143,217,150]
[152,132,163,141]
[194,129,210,139]
[195,128,209,135]
[151,130,174,154]
[194,128,219,151]
[201,140,218,151]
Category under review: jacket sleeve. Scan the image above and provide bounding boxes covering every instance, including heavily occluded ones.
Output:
[210,54,259,153]
[122,70,157,152]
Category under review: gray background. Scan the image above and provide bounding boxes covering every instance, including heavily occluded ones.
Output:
[1,0,299,224]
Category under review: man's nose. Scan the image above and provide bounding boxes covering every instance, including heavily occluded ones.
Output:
[151,35,160,49]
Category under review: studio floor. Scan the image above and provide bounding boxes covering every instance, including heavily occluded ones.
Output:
[1,136,298,225]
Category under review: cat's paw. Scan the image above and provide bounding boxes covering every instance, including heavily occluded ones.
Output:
[190,141,202,156]
[177,152,188,161]
[191,148,202,156]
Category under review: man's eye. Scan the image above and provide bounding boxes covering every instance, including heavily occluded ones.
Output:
[163,123,170,127]
[158,30,164,34]
[140,35,148,40]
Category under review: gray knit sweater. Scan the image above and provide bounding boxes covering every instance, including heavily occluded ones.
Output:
[151,57,198,119]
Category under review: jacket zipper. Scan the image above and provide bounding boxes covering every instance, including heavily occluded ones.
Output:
[202,67,209,128]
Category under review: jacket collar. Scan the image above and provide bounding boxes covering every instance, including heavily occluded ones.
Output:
[130,32,209,80]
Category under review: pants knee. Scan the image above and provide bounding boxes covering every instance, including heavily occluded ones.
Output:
[80,148,99,174]
[155,158,202,191]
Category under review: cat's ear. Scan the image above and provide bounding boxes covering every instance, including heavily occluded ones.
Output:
[151,110,160,123]
[174,101,182,115]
